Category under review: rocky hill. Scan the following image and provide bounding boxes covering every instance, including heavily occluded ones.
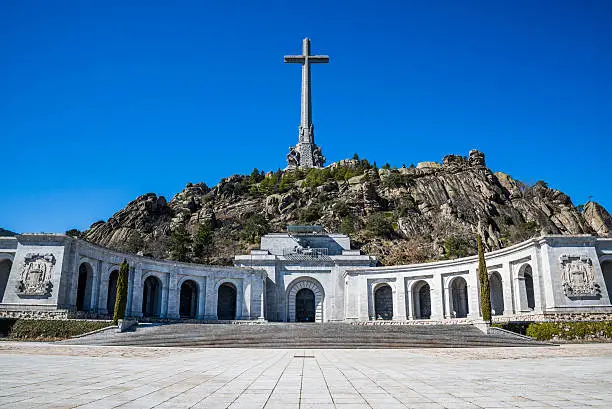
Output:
[83,150,612,266]
[0,228,17,237]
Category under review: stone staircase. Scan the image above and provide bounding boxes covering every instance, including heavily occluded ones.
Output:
[62,322,548,348]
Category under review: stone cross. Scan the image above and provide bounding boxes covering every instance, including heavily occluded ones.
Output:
[284,38,329,168]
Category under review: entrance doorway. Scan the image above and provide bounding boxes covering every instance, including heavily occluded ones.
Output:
[374,284,393,320]
[217,283,237,320]
[295,288,315,322]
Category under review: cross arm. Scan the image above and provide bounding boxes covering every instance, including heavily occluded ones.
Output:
[284,55,306,63]
[309,55,330,63]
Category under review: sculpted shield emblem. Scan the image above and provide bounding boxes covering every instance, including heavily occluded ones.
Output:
[17,253,55,296]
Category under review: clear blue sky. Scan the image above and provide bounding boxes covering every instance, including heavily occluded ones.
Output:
[1,1,610,234]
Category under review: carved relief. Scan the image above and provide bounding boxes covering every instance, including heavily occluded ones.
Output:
[16,253,55,296]
[559,255,599,298]
[286,146,300,168]
[312,145,325,167]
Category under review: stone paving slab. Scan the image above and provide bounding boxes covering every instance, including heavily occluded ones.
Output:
[0,342,611,408]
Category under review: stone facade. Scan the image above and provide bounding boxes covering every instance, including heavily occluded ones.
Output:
[1,232,611,323]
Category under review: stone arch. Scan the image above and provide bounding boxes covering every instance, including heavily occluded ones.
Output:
[489,271,504,316]
[518,264,535,310]
[449,276,469,318]
[217,282,237,320]
[106,269,119,316]
[142,275,163,318]
[180,279,199,319]
[412,280,431,319]
[0,258,13,303]
[601,260,612,304]
[287,278,325,323]
[374,283,393,320]
[76,262,94,311]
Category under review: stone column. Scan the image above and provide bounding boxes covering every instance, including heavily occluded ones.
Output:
[97,262,110,315]
[236,279,245,320]
[197,277,207,319]
[393,279,406,321]
[160,273,170,318]
[89,260,101,312]
[259,276,266,320]
[166,270,179,319]
[468,271,480,319]
[501,268,515,316]
[431,276,445,321]
[204,277,217,320]
[405,280,413,320]
[125,264,135,317]
[131,265,143,318]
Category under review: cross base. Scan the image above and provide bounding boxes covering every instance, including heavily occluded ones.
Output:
[286,142,325,169]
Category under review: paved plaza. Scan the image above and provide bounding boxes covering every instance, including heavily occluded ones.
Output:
[0,342,611,408]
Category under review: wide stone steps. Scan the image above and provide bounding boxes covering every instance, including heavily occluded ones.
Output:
[63,323,547,348]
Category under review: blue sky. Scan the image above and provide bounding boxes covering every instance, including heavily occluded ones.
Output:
[1,1,610,234]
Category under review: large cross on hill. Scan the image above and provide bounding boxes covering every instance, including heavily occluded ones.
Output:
[284,38,329,169]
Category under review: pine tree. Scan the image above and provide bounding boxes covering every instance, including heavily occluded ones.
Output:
[170,225,192,262]
[112,259,129,324]
[477,234,492,323]
[193,222,213,262]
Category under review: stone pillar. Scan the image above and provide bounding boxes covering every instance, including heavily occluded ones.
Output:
[236,279,245,320]
[160,273,170,318]
[468,271,480,319]
[131,265,143,318]
[197,277,207,319]
[431,276,445,321]
[443,279,452,319]
[393,279,406,321]
[90,260,101,312]
[259,276,266,320]
[501,268,515,316]
[358,277,369,321]
[97,262,110,315]
[125,264,135,317]
[204,277,217,320]
[405,280,413,320]
[167,270,179,319]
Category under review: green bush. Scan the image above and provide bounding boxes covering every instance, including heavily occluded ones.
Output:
[365,213,394,238]
[526,321,612,341]
[112,259,129,324]
[9,319,111,340]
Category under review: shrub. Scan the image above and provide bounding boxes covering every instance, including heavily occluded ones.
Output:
[525,321,612,341]
[9,320,111,340]
[112,259,129,324]
[365,213,394,238]
[477,235,491,322]
[241,214,269,244]
[443,236,473,259]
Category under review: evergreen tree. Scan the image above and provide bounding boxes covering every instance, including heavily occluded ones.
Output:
[170,225,192,262]
[112,259,129,324]
[477,234,492,323]
[193,222,213,262]
[241,214,269,244]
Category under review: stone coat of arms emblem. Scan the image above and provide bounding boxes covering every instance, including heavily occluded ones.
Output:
[16,253,55,296]
[559,255,600,298]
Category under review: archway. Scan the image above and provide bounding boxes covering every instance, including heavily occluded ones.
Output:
[489,272,504,316]
[180,280,198,319]
[0,259,12,303]
[450,276,469,318]
[374,284,393,320]
[603,261,612,304]
[412,281,431,319]
[142,275,162,318]
[295,288,315,322]
[217,283,237,320]
[106,270,119,316]
[287,278,325,322]
[76,262,93,312]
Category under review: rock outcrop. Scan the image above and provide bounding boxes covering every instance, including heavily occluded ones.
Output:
[84,150,607,265]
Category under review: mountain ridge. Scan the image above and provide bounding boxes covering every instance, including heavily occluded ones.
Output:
[83,150,612,266]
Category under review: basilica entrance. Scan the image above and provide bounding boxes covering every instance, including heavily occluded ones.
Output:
[295,288,315,322]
